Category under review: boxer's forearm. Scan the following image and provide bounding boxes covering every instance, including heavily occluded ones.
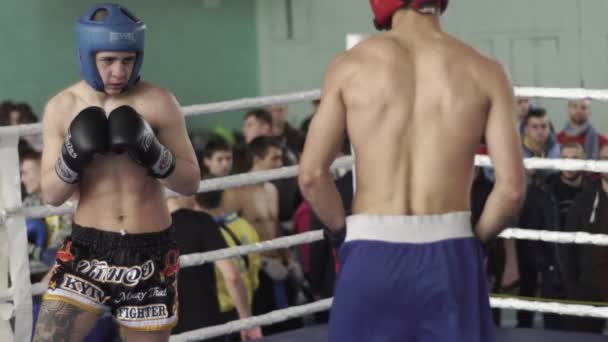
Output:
[299,170,345,231]
[475,183,525,242]
[160,157,200,195]
[41,168,78,206]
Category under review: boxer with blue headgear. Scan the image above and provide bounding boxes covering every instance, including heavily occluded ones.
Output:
[35,3,201,341]
[76,3,145,93]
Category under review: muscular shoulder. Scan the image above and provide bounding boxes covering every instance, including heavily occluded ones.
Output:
[135,82,181,118]
[138,82,179,108]
[42,87,81,130]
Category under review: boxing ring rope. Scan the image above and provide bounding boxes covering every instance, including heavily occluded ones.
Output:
[0,85,607,139]
[4,155,608,221]
[1,156,355,221]
[171,299,333,342]
[2,223,607,302]
[2,87,608,341]
[171,295,608,342]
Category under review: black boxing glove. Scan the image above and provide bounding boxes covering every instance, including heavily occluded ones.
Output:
[55,107,109,184]
[323,226,346,250]
[108,105,175,178]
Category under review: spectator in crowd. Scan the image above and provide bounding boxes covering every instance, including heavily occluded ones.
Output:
[557,98,608,159]
[20,148,48,261]
[0,101,37,125]
[201,138,233,177]
[539,142,591,331]
[243,109,273,144]
[1,101,43,149]
[558,143,608,333]
[515,96,532,132]
[240,109,301,228]
[546,143,591,227]
[521,107,560,184]
[171,199,261,340]
[224,136,303,335]
[513,168,559,328]
[232,108,274,174]
[267,104,304,162]
[195,187,262,341]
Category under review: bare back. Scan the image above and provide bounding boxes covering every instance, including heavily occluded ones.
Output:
[343,32,505,215]
[42,81,192,233]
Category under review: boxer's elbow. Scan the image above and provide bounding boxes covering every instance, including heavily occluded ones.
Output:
[165,161,200,195]
[496,178,526,211]
[41,176,72,206]
[298,167,324,198]
[41,185,69,207]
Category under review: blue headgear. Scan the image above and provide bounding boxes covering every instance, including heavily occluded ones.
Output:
[76,3,145,92]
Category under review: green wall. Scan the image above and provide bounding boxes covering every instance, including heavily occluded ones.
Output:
[0,0,259,132]
[256,0,608,133]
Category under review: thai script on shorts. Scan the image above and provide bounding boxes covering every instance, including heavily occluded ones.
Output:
[75,259,155,287]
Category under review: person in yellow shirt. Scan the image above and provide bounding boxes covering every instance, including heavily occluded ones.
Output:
[194,187,261,339]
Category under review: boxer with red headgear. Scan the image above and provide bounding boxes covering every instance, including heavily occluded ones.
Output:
[371,0,449,29]
[299,1,525,341]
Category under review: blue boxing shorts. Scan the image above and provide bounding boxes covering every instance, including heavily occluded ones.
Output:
[328,212,495,342]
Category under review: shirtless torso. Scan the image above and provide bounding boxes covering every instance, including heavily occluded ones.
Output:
[223,183,279,242]
[299,6,526,342]
[300,10,525,240]
[41,80,199,233]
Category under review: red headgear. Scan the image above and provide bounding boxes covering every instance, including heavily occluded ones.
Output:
[370,0,449,30]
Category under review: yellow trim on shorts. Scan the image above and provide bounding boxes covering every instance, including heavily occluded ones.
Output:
[42,293,105,315]
[116,318,178,332]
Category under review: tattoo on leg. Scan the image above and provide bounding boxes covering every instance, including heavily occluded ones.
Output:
[33,301,85,342]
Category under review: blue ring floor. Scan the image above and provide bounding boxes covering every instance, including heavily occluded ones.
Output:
[257,324,608,341]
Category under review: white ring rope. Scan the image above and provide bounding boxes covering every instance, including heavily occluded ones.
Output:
[501,228,608,246]
[180,230,323,268]
[5,224,605,301]
[476,155,608,173]
[490,297,608,319]
[2,156,354,220]
[3,86,608,338]
[181,90,321,117]
[5,155,608,221]
[514,86,608,101]
[180,227,608,270]
[0,90,321,138]
[0,86,607,138]
[169,299,333,342]
[170,295,608,341]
